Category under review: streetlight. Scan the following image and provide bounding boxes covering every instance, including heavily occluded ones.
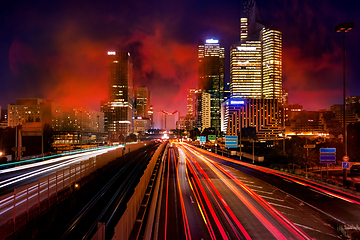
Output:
[335,22,354,185]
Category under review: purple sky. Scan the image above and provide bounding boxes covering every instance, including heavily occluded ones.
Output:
[1,0,359,115]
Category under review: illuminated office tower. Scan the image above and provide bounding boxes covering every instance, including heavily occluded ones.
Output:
[262,28,282,99]
[135,86,150,118]
[240,18,248,40]
[134,86,152,133]
[194,90,211,132]
[198,39,224,134]
[186,88,195,117]
[230,41,262,99]
[102,51,134,141]
[230,4,282,100]
[227,1,282,140]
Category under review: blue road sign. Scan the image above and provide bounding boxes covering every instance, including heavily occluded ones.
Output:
[320,148,336,164]
[342,162,350,169]
[199,136,206,144]
[225,135,238,148]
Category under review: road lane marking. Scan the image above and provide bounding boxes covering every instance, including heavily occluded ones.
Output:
[252,189,273,195]
[310,188,334,198]
[238,180,254,184]
[244,184,263,189]
[268,202,294,209]
[294,223,340,238]
[258,195,285,202]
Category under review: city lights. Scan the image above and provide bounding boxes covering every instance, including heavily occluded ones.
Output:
[230,100,245,105]
[0,2,359,240]
[237,46,257,51]
[205,38,219,44]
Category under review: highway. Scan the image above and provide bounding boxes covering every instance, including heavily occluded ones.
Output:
[0,143,160,240]
[190,144,360,225]
[157,142,320,239]
[2,141,359,239]
[181,142,360,239]
[0,146,122,196]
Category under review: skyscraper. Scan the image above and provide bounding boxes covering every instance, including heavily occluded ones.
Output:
[198,39,225,134]
[134,86,152,133]
[194,90,211,132]
[230,38,262,99]
[226,2,282,140]
[230,7,282,100]
[102,51,134,141]
[186,88,196,117]
[135,86,150,118]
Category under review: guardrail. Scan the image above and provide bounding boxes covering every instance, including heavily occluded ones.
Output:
[0,145,116,170]
[0,142,144,170]
[0,142,150,240]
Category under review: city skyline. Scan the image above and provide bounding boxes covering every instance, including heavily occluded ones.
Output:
[0,0,359,115]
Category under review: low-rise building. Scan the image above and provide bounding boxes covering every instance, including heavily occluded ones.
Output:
[8,98,105,148]
[225,98,280,140]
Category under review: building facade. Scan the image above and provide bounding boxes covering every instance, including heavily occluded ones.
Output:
[134,118,152,133]
[194,90,211,132]
[135,86,150,118]
[226,3,282,140]
[176,116,195,131]
[102,51,134,141]
[230,17,282,100]
[155,110,179,130]
[8,98,105,146]
[187,88,197,117]
[225,98,280,140]
[198,39,224,134]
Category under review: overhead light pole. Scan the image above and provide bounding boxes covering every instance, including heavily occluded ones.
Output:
[335,22,354,186]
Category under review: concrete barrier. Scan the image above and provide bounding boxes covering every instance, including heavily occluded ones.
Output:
[112,142,166,240]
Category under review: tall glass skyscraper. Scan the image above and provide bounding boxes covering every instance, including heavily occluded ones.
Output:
[230,14,282,100]
[198,39,225,134]
[101,51,134,141]
[135,86,150,118]
[226,2,282,140]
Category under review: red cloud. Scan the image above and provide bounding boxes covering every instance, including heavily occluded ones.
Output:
[9,22,198,115]
[283,45,343,110]
[123,25,198,115]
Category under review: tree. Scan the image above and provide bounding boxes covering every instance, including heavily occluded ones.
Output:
[241,127,257,141]
[171,129,185,139]
[189,128,200,140]
[348,122,360,162]
[286,136,307,167]
[0,127,16,159]
[201,127,216,136]
[126,133,137,142]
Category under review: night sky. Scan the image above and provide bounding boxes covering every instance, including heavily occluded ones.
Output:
[1,0,359,116]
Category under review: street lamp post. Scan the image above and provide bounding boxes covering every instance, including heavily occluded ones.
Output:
[335,22,354,186]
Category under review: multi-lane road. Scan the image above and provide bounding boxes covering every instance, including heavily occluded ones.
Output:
[2,141,360,239]
[156,142,360,239]
[0,147,121,196]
